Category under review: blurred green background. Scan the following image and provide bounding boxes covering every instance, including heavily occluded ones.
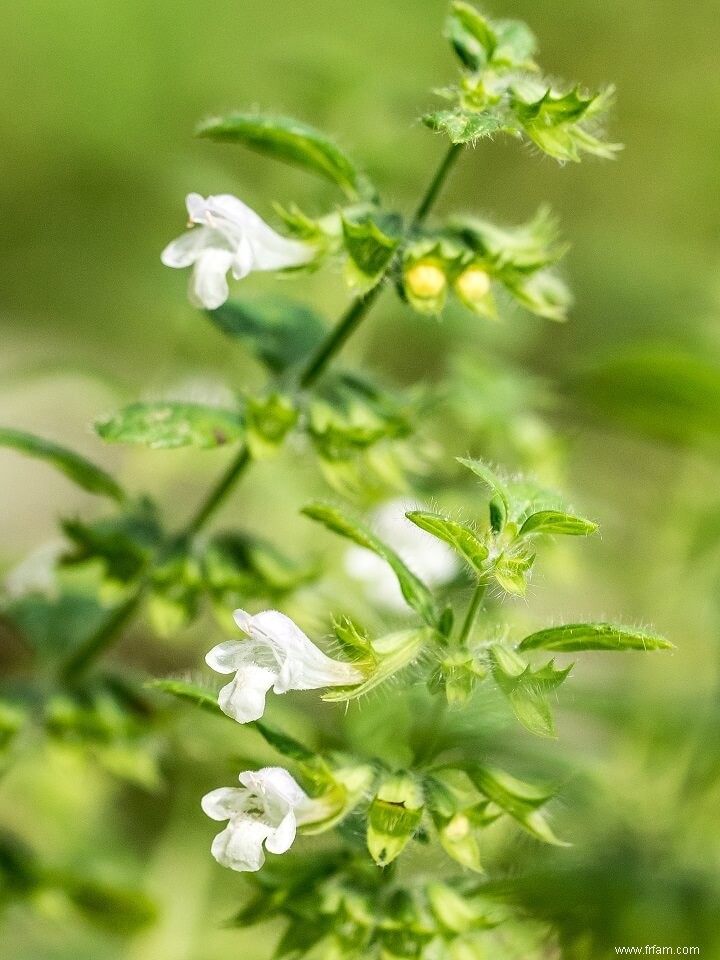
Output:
[1,0,719,957]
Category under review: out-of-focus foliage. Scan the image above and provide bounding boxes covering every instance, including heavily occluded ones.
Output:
[1,0,720,958]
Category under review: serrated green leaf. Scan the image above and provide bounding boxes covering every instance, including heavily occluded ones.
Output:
[96,403,245,450]
[422,109,506,144]
[208,297,327,374]
[505,269,572,322]
[518,623,674,653]
[406,510,488,572]
[323,628,431,702]
[519,510,597,537]
[463,764,567,845]
[512,86,621,162]
[146,678,225,716]
[449,207,567,272]
[302,503,439,625]
[341,211,401,286]
[490,645,572,738]
[196,113,366,199]
[0,427,124,501]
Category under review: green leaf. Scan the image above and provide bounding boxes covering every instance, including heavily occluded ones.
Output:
[519,510,597,538]
[463,764,567,845]
[367,771,424,866]
[62,498,162,584]
[449,207,567,273]
[422,109,506,145]
[3,591,107,661]
[302,503,439,625]
[504,268,572,322]
[208,297,327,374]
[457,457,510,531]
[60,876,156,934]
[493,19,538,66]
[96,403,245,450]
[518,623,674,653]
[251,719,315,763]
[0,427,124,502]
[146,678,225,717]
[447,1,497,70]
[323,628,430,702]
[490,645,572,738]
[512,86,621,162]
[196,113,365,199]
[203,531,315,599]
[341,211,401,286]
[405,511,488,572]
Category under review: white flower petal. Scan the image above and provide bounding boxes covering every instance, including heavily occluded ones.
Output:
[218,665,276,723]
[231,233,254,279]
[265,810,297,855]
[233,608,253,634]
[160,226,212,268]
[205,639,251,674]
[200,787,248,822]
[248,231,314,272]
[185,192,208,223]
[210,819,269,872]
[188,248,234,309]
[205,193,265,229]
[238,766,308,807]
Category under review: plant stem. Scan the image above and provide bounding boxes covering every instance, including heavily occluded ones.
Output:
[458,580,488,647]
[299,283,384,389]
[60,584,146,683]
[60,140,466,681]
[300,141,464,388]
[184,446,252,538]
[411,143,463,228]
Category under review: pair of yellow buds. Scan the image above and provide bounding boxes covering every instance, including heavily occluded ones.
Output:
[404,260,493,316]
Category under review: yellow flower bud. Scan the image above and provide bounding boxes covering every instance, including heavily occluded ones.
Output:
[454,264,496,319]
[405,261,446,298]
[456,265,491,302]
[403,260,448,314]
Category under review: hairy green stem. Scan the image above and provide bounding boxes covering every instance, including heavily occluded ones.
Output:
[60,584,146,683]
[299,283,385,389]
[184,446,252,537]
[458,580,488,647]
[412,143,463,227]
[59,141,465,681]
[300,141,464,388]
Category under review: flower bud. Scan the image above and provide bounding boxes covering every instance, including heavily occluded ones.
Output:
[367,770,424,866]
[403,260,448,314]
[454,264,496,318]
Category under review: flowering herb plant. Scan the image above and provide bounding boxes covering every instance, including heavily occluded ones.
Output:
[0,4,672,957]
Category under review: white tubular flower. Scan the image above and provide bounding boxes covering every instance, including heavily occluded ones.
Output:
[201,766,321,872]
[206,609,364,723]
[161,193,314,309]
[345,498,459,611]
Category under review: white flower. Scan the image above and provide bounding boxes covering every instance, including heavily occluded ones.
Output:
[201,766,322,872]
[206,609,364,723]
[161,193,314,309]
[345,498,459,612]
